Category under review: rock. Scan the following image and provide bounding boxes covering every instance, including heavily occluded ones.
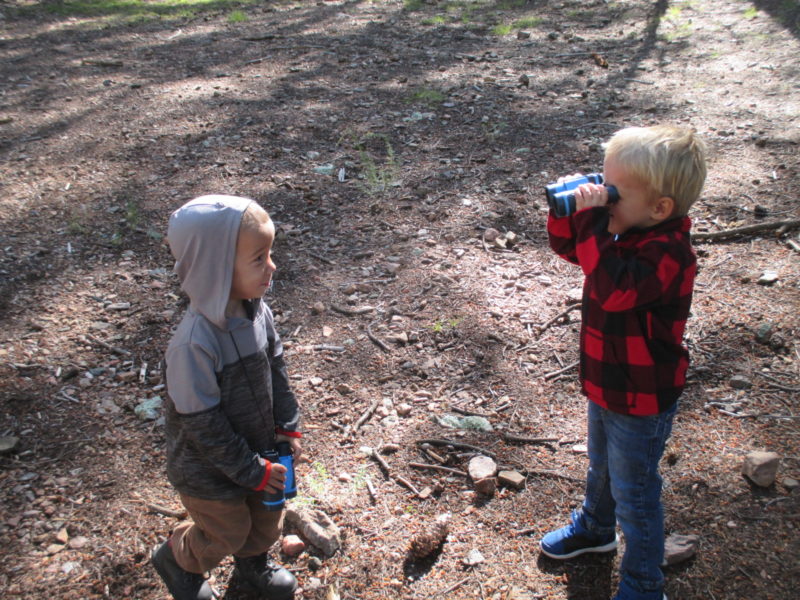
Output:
[0,436,19,455]
[742,451,780,487]
[463,548,485,566]
[572,444,588,454]
[396,403,412,417]
[483,228,501,243]
[475,477,497,496]
[105,302,131,311]
[566,287,583,303]
[782,477,799,491]
[729,375,752,390]
[436,414,493,432]
[662,533,699,566]
[337,472,352,482]
[468,456,497,481]
[517,31,531,40]
[311,302,326,315]
[498,470,526,490]
[380,443,400,454]
[335,383,354,395]
[307,556,323,570]
[134,396,162,420]
[68,536,88,549]
[285,508,341,557]
[757,270,779,285]
[322,326,333,337]
[281,534,306,556]
[755,323,773,344]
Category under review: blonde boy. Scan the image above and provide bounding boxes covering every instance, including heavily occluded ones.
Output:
[541,126,707,600]
[153,196,302,600]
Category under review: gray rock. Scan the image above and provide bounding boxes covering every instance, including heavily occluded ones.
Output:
[729,375,752,390]
[0,436,19,455]
[134,396,162,420]
[782,477,799,491]
[474,476,497,496]
[742,451,780,487]
[285,508,341,557]
[757,270,779,285]
[468,455,497,481]
[463,548,485,566]
[755,323,773,344]
[662,533,699,566]
[498,470,526,490]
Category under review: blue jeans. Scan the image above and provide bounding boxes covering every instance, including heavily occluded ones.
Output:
[578,400,677,600]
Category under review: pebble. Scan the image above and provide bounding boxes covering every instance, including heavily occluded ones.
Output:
[463,548,485,566]
[0,436,19,455]
[742,451,780,487]
[757,270,779,285]
[662,533,699,566]
[782,477,799,491]
[281,534,306,556]
[468,456,498,481]
[498,470,526,490]
[729,375,752,390]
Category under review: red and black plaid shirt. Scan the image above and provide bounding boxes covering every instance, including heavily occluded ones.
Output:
[548,207,696,416]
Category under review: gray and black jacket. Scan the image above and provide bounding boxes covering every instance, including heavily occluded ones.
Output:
[164,195,300,500]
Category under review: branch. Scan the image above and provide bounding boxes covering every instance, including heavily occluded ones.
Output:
[415,439,496,459]
[692,218,800,242]
[502,433,560,445]
[536,303,581,336]
[366,322,391,353]
[543,360,579,380]
[409,462,468,478]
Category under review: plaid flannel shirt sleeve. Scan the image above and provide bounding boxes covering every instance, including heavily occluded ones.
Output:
[547,210,580,265]
[571,208,688,311]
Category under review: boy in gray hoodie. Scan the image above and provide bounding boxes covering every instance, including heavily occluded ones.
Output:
[152,195,301,600]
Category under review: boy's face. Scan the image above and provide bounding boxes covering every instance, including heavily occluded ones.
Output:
[602,156,664,236]
[230,220,276,301]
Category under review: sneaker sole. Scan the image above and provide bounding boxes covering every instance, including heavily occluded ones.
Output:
[540,534,619,560]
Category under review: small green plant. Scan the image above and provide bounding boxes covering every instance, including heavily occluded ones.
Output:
[743,7,758,19]
[124,199,141,228]
[404,0,424,11]
[497,0,526,9]
[422,15,446,25]
[431,316,461,333]
[301,460,330,500]
[491,23,513,36]
[513,16,542,29]
[481,119,508,142]
[407,87,446,106]
[350,465,369,493]
[356,133,398,196]
[228,9,247,23]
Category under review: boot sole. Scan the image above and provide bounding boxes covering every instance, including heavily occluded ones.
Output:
[540,534,619,560]
[235,568,298,600]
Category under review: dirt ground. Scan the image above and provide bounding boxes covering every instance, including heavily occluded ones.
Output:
[1,0,799,599]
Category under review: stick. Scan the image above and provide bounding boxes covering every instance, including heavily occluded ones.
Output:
[692,218,800,242]
[330,304,375,316]
[83,334,131,356]
[394,475,422,497]
[349,399,379,437]
[514,526,538,537]
[434,577,471,598]
[368,448,390,476]
[409,462,468,477]
[366,322,391,353]
[310,344,345,352]
[526,469,585,484]
[365,475,377,503]
[502,433,560,445]
[449,405,493,418]
[146,503,187,519]
[415,439,496,459]
[543,360,579,381]
[536,303,581,336]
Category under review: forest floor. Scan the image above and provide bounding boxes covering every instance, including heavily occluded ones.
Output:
[1,0,799,599]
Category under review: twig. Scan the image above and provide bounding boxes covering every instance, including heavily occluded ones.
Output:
[433,577,471,598]
[409,462,469,478]
[366,322,391,353]
[692,218,800,242]
[308,252,334,265]
[415,439,496,459]
[514,526,539,537]
[526,469,585,484]
[330,304,375,316]
[349,400,379,437]
[368,448,390,477]
[502,433,560,445]
[146,503,187,519]
[364,475,378,503]
[450,405,493,418]
[310,344,345,352]
[394,475,422,497]
[536,303,581,336]
[543,360,579,381]
[83,334,131,356]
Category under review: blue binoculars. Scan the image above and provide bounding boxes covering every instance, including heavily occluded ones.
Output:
[545,173,619,218]
[261,442,297,511]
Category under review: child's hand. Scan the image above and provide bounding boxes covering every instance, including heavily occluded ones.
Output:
[288,438,304,465]
[574,182,609,212]
[265,462,287,494]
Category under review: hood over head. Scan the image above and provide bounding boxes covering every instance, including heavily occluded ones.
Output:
[167,195,253,330]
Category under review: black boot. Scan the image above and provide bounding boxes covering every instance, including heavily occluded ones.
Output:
[234,553,297,600]
[151,540,214,600]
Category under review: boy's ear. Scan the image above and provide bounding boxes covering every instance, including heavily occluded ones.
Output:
[650,196,675,221]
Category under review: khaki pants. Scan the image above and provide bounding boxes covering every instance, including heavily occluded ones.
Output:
[170,493,283,574]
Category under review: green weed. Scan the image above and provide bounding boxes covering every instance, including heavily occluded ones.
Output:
[404,0,424,11]
[513,16,543,29]
[407,87,446,106]
[491,23,513,36]
[31,0,257,21]
[743,7,758,19]
[422,15,447,25]
[227,9,247,23]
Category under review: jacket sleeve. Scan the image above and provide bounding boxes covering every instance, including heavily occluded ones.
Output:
[547,210,580,265]
[166,342,270,490]
[265,308,301,435]
[572,209,692,312]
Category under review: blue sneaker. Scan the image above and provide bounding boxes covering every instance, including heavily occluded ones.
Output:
[540,509,618,559]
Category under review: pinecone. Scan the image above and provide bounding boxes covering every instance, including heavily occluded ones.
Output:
[407,518,449,560]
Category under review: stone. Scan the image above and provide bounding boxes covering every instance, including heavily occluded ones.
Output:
[0,436,19,455]
[468,456,497,481]
[742,451,780,487]
[307,556,322,570]
[662,533,699,566]
[281,534,306,556]
[757,270,779,285]
[463,548,485,566]
[572,444,588,454]
[285,508,341,557]
[498,470,526,490]
[755,323,773,343]
[396,403,412,417]
[729,375,752,390]
[68,536,88,549]
[782,477,799,491]
[474,476,497,496]
[335,383,354,395]
[311,302,326,315]
[134,396,162,420]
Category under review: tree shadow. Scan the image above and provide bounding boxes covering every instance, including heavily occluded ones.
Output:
[537,551,617,600]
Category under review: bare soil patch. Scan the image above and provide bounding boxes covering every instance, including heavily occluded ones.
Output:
[1,1,798,599]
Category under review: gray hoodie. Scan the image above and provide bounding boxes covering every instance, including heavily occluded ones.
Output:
[164,195,300,500]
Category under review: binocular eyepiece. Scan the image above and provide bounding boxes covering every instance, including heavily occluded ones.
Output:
[545,173,619,218]
[260,442,297,511]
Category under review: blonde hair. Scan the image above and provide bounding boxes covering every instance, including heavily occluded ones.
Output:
[240,201,272,233]
[604,125,707,216]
